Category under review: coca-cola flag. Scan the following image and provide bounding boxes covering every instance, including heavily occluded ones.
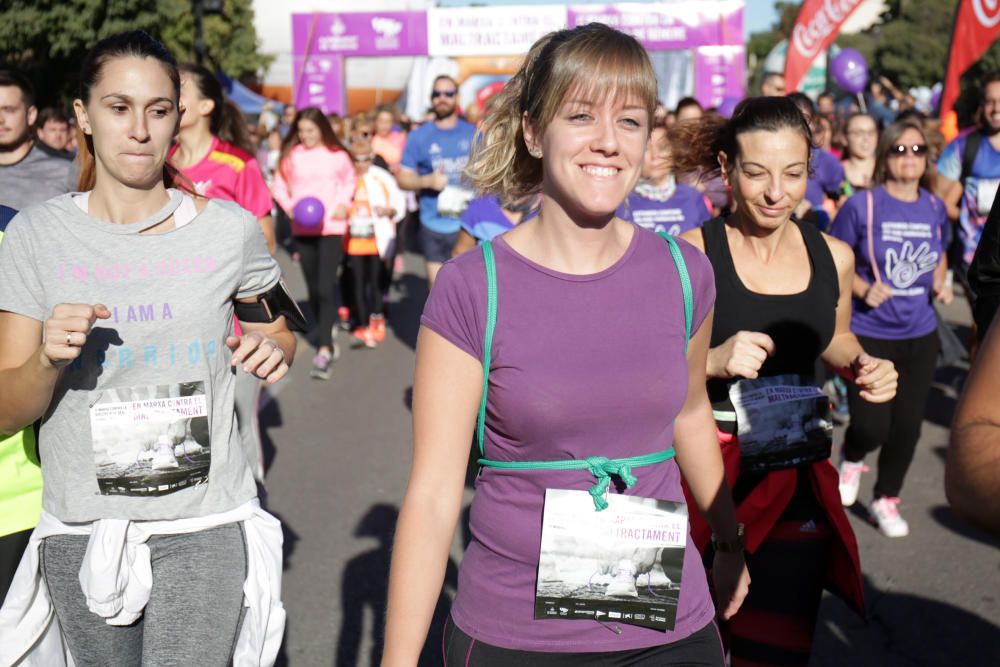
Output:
[940,0,1000,123]
[784,0,866,92]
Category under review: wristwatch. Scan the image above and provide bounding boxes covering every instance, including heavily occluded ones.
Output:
[711,523,745,553]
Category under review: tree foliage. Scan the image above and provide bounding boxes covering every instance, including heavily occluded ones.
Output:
[0,0,271,108]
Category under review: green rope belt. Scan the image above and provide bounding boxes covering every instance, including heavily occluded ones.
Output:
[476,232,692,511]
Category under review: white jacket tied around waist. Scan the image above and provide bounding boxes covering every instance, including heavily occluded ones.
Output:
[0,500,284,666]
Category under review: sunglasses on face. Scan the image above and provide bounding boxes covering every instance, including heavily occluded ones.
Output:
[891,144,929,156]
[353,130,372,139]
[431,90,456,99]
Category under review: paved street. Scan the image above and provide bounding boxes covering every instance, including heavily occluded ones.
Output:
[262,244,999,667]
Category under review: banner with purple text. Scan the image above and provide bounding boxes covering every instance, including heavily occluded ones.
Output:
[568,1,744,49]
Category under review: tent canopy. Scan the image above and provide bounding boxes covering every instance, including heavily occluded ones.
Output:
[217,71,284,116]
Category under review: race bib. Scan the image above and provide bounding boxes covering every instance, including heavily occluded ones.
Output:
[349,215,375,238]
[977,178,1000,216]
[729,374,833,473]
[535,489,687,631]
[437,185,474,218]
[89,381,211,496]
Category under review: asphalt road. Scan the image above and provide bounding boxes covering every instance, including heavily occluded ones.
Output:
[261,245,999,667]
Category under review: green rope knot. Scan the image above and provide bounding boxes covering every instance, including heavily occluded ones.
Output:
[585,456,638,511]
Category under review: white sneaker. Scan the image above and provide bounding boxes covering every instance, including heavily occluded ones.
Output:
[870,497,909,537]
[838,459,868,506]
[605,560,638,598]
[151,435,179,470]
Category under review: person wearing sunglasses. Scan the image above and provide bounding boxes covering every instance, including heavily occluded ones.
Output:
[397,75,476,288]
[829,120,952,537]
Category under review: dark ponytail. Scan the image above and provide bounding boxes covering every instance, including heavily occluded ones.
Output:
[76,30,181,191]
[669,96,813,181]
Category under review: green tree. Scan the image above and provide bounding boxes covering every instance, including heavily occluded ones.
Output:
[0,0,271,108]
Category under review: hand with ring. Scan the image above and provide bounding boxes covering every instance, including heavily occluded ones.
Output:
[41,303,111,369]
[225,331,289,383]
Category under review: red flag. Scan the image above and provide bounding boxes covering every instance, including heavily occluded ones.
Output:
[940,0,1000,137]
[784,0,867,92]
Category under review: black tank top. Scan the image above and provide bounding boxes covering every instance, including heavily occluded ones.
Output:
[703,216,839,413]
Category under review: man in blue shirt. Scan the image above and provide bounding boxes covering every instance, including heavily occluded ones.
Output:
[397,75,476,287]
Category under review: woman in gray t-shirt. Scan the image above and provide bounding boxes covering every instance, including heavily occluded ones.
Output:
[0,32,295,665]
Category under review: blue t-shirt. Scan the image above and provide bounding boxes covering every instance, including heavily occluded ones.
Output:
[830,186,947,340]
[461,196,516,243]
[938,131,1000,267]
[401,119,476,234]
[805,147,845,208]
[617,183,710,236]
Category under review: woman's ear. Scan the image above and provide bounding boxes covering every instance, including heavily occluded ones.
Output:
[522,111,542,159]
[73,99,91,135]
[717,151,732,187]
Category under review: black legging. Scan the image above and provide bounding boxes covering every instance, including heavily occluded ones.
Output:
[296,234,343,349]
[349,254,383,325]
[843,331,939,498]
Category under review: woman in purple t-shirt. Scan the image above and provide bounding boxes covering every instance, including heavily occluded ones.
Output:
[618,123,711,237]
[384,24,749,666]
[830,120,952,537]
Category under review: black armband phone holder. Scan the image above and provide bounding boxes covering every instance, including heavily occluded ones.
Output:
[234,278,309,333]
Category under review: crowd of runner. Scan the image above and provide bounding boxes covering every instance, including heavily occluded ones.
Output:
[0,24,998,667]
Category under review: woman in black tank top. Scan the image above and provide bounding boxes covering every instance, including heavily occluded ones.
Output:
[672,98,899,667]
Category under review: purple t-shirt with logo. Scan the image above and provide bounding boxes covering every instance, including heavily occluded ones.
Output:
[421,227,716,652]
[617,184,710,236]
[805,147,846,208]
[830,186,947,340]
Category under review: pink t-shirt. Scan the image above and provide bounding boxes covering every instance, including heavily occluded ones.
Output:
[171,137,273,218]
[271,144,356,237]
[421,227,717,652]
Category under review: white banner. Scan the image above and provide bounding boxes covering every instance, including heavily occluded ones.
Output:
[426,6,568,57]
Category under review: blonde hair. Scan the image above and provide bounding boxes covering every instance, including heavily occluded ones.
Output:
[465,23,657,200]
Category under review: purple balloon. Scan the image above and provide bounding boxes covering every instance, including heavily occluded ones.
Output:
[293,197,325,228]
[930,88,942,112]
[831,48,868,95]
[718,95,742,118]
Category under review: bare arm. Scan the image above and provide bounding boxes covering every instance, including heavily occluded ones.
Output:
[257,215,276,256]
[451,229,478,258]
[673,309,750,619]
[947,312,1000,536]
[230,306,296,384]
[0,304,110,434]
[395,167,429,192]
[382,327,481,666]
[941,177,963,222]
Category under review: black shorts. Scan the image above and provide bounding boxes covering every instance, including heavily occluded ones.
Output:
[419,226,459,264]
[442,616,725,666]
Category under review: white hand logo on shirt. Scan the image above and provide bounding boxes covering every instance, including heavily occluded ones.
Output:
[884,240,938,289]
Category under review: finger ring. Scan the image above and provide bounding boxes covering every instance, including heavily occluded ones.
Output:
[66,332,72,346]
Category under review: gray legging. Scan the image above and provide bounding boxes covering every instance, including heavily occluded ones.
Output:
[41,522,247,667]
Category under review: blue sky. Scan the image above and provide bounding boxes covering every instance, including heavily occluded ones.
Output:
[436,0,781,39]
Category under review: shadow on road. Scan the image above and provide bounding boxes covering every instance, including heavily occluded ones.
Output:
[928,504,1000,549]
[334,503,458,667]
[389,272,429,352]
[814,575,1000,666]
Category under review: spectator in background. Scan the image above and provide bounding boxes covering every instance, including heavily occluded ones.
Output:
[372,104,406,174]
[35,107,71,154]
[760,71,787,97]
[789,92,846,229]
[841,112,879,194]
[0,69,76,209]
[866,79,898,127]
[396,75,476,288]
[817,91,836,118]
[278,103,296,139]
[675,96,704,123]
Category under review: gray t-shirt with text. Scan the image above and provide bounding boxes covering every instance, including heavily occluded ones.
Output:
[0,190,280,521]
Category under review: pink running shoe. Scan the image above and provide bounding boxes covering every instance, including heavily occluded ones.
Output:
[869,497,909,537]
[837,459,869,506]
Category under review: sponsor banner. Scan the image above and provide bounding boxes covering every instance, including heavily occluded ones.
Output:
[426,6,568,57]
[940,0,1000,119]
[569,1,744,49]
[293,54,345,115]
[784,0,866,92]
[291,12,428,57]
[694,45,745,108]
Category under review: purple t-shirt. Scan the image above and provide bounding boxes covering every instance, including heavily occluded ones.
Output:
[618,184,710,236]
[421,227,716,652]
[830,186,947,340]
[805,147,846,208]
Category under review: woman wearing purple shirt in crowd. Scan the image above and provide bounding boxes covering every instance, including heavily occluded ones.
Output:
[830,121,952,537]
[383,24,749,666]
[618,122,711,236]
